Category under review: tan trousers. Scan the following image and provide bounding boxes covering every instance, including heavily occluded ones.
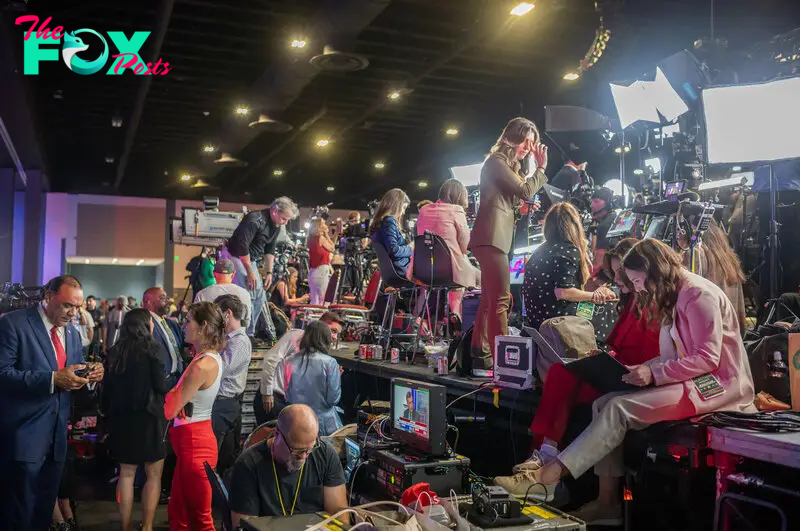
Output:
[557,383,696,479]
[470,245,510,369]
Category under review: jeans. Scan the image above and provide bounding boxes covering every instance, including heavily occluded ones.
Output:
[308,265,332,305]
[229,255,268,338]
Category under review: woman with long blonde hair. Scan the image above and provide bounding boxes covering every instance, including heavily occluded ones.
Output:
[521,202,616,333]
[469,117,549,374]
[307,218,339,305]
[370,188,412,278]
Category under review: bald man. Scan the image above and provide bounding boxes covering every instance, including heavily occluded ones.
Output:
[230,405,348,526]
[142,287,184,388]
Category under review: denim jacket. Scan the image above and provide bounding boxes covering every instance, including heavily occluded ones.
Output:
[281,350,343,436]
[372,216,412,278]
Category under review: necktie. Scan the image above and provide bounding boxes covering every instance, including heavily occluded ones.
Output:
[161,317,179,350]
[51,327,66,370]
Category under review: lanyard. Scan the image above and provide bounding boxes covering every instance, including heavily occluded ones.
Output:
[271,447,305,516]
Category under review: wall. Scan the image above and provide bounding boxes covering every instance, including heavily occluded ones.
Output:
[67,263,159,301]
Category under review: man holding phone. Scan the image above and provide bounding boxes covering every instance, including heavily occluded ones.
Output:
[0,275,104,531]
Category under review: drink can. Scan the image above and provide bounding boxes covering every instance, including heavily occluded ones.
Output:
[437,356,449,375]
[359,344,367,360]
[374,345,383,360]
[391,348,399,364]
[366,345,374,360]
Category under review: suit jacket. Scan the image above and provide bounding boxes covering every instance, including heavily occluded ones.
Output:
[152,315,185,378]
[0,306,83,462]
[469,153,547,254]
[649,271,755,415]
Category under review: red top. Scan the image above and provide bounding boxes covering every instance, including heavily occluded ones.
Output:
[308,235,332,269]
[607,296,660,366]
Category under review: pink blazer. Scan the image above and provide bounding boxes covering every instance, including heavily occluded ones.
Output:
[411,201,479,288]
[649,271,755,415]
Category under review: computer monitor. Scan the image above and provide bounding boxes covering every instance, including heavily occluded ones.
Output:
[391,378,447,456]
[664,181,685,200]
[605,209,637,239]
[509,254,528,285]
[343,437,361,484]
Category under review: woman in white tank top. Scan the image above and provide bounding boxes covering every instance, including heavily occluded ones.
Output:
[164,302,226,531]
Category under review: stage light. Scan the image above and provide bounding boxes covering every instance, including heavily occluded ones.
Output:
[450,162,483,187]
[697,172,754,191]
[633,168,644,175]
[290,39,307,49]
[563,72,580,81]
[418,181,429,188]
[445,128,459,136]
[644,157,662,174]
[180,173,192,182]
[316,138,330,147]
[234,106,250,116]
[703,77,800,164]
[374,161,386,169]
[273,169,284,176]
[510,3,535,17]
[326,185,335,192]
[203,144,217,153]
[610,67,689,129]
[602,178,633,198]
[388,91,401,101]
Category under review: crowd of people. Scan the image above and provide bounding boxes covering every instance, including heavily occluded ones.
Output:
[0,116,761,530]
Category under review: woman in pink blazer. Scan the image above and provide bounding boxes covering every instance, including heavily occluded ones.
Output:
[513,239,755,526]
[411,179,480,317]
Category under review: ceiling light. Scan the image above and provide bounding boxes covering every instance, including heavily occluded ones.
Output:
[112,258,118,264]
[418,181,428,188]
[633,168,644,175]
[136,259,144,266]
[326,185,335,192]
[510,2,535,16]
[234,106,250,116]
[84,258,90,264]
[180,173,192,182]
[388,91,401,101]
[105,156,115,164]
[374,161,385,169]
[445,128,459,136]
[563,72,580,81]
[290,39,307,49]
[111,114,123,128]
[203,144,217,153]
[316,138,330,147]
[273,169,284,176]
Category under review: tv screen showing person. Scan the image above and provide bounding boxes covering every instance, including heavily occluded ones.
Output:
[393,385,430,441]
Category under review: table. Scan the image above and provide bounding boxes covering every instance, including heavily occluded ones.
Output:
[708,427,800,469]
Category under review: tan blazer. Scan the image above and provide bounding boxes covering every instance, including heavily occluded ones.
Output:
[649,271,755,415]
[469,153,547,254]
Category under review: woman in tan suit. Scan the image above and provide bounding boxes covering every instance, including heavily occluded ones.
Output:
[469,117,548,373]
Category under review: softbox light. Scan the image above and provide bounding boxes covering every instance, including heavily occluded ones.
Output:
[702,76,800,164]
[450,163,483,187]
[610,67,689,129]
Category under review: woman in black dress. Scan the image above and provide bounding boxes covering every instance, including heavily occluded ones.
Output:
[521,202,617,341]
[103,309,170,531]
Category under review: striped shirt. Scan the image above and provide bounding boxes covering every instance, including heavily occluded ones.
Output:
[217,327,252,398]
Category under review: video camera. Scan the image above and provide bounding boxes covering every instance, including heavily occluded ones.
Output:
[0,283,44,315]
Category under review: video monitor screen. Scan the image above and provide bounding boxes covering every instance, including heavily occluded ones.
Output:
[509,254,528,285]
[665,181,685,200]
[343,437,361,484]
[606,210,636,239]
[393,384,430,442]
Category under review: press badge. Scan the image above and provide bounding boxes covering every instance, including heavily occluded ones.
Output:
[576,302,595,320]
[692,373,726,400]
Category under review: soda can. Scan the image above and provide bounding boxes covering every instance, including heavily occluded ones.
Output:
[359,344,367,360]
[437,356,449,375]
[366,345,374,360]
[390,348,399,364]
[374,345,383,360]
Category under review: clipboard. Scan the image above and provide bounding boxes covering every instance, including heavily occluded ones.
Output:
[563,352,641,394]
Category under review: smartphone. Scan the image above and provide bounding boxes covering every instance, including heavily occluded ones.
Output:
[74,366,90,377]
[183,402,194,418]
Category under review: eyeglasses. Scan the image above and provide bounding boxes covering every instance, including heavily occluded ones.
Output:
[277,428,319,457]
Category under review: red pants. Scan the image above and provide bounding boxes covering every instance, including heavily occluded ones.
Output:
[529,363,603,448]
[169,420,218,531]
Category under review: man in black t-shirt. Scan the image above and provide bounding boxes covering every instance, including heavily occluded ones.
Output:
[230,405,348,528]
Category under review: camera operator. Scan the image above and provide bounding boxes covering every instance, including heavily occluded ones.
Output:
[227,197,299,341]
[588,187,616,277]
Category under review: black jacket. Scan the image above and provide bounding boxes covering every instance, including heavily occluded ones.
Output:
[228,209,281,262]
[103,341,171,417]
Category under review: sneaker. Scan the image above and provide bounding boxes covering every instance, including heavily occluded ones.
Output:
[512,449,550,474]
[494,470,556,502]
[568,500,623,526]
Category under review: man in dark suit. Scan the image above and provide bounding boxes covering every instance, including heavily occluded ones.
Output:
[142,286,184,389]
[402,391,420,422]
[0,275,104,531]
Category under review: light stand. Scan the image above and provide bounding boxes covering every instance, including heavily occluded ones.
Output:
[619,130,627,207]
[767,164,779,299]
[738,176,750,272]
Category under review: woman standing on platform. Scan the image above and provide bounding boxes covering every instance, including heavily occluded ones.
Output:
[469,117,549,375]
[307,218,339,305]
[518,239,755,526]
[164,302,225,531]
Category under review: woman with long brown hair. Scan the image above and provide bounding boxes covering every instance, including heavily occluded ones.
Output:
[468,117,549,374]
[270,266,309,310]
[164,301,226,531]
[520,239,755,526]
[370,188,412,278]
[521,202,616,335]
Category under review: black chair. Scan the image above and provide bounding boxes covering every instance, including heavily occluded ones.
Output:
[372,241,416,348]
[410,231,465,343]
[203,461,234,531]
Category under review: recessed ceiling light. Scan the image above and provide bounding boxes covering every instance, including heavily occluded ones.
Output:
[445,128,459,136]
[273,169,284,176]
[374,161,386,170]
[418,181,428,188]
[203,144,217,153]
[235,106,250,116]
[563,72,580,81]
[180,173,192,182]
[316,138,330,147]
[633,168,644,175]
[326,185,335,192]
[290,39,307,49]
[510,3,535,17]
[388,91,401,101]
[203,111,211,116]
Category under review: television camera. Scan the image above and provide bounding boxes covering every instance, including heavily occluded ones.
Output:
[0,283,44,315]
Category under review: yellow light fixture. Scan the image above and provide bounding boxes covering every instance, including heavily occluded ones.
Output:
[445,128,459,136]
[290,39,307,49]
[563,72,580,81]
[418,181,428,188]
[316,138,330,147]
[326,185,335,192]
[180,173,192,182]
[273,169,284,177]
[374,161,386,170]
[234,106,249,116]
[202,144,217,153]
[388,91,401,101]
[510,2,535,17]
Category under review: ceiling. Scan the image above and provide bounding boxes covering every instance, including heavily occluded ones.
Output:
[5,0,800,209]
